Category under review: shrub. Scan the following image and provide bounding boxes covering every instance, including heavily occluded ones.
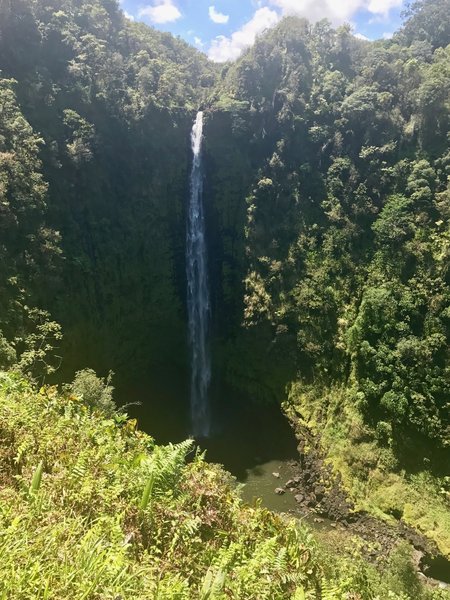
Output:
[68,368,115,414]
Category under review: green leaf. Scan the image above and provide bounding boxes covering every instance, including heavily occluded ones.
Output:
[29,461,44,495]
[139,470,155,510]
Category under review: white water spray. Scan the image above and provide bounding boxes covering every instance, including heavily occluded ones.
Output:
[187,111,211,437]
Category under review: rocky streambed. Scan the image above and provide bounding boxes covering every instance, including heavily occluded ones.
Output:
[240,421,450,590]
[124,378,450,589]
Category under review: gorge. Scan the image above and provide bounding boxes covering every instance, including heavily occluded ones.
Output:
[0,0,449,597]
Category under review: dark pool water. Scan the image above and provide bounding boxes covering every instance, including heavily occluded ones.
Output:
[116,371,299,493]
[421,555,450,585]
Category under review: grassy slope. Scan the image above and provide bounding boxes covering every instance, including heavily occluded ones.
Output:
[0,370,447,599]
[0,371,318,599]
[286,384,450,558]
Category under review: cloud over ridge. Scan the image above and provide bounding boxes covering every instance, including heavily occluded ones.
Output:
[138,0,181,24]
[208,0,403,62]
[208,7,279,62]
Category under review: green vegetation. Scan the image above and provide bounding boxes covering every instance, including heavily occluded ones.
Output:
[0,77,61,376]
[286,385,450,556]
[0,0,449,595]
[1,370,448,599]
[202,1,449,548]
[210,11,449,459]
[0,0,217,379]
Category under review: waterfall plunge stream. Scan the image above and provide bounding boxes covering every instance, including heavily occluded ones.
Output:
[187,111,211,437]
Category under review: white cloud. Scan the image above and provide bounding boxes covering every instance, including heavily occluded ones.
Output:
[138,0,181,24]
[382,31,394,38]
[268,0,361,23]
[209,5,230,24]
[367,0,402,16]
[208,7,279,62]
[124,10,135,21]
[354,32,369,40]
[194,36,205,47]
[207,0,402,63]
[266,0,403,25]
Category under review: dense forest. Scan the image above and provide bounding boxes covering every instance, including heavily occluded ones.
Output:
[207,8,449,455]
[0,0,449,597]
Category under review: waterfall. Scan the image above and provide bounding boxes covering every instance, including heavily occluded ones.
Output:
[187,111,211,437]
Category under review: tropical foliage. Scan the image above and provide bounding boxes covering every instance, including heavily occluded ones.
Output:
[0,0,449,595]
[206,6,450,464]
[0,371,447,599]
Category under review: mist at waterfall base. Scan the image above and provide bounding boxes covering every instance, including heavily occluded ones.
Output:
[119,370,298,481]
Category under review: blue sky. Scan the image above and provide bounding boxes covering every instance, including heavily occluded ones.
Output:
[119,0,405,61]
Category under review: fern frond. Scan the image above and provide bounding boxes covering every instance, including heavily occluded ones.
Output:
[200,567,226,599]
[146,439,194,498]
[321,579,341,600]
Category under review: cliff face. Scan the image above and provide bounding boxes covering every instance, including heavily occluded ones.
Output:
[49,107,194,381]
[202,105,299,402]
